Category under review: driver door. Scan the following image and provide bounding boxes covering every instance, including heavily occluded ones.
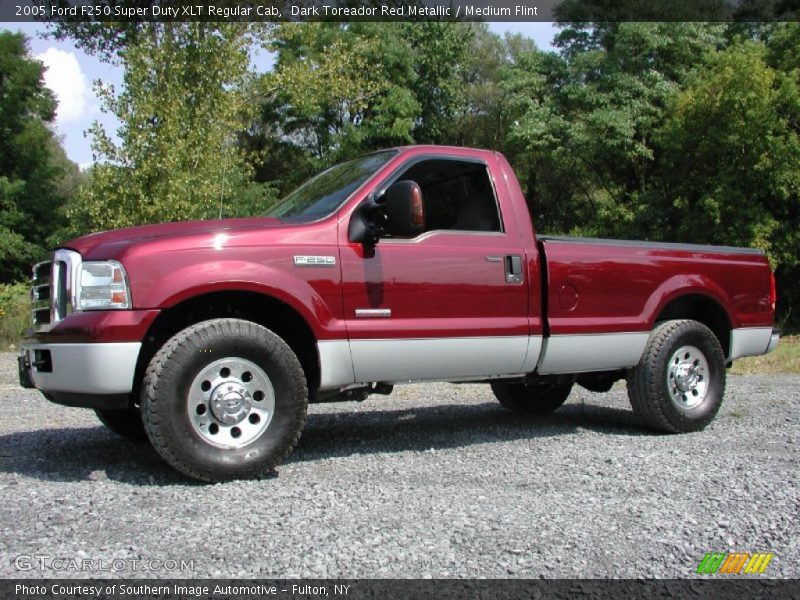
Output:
[339,156,533,383]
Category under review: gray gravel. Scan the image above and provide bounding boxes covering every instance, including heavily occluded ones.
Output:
[0,352,797,579]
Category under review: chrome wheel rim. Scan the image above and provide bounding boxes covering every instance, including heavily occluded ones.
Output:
[188,357,275,449]
[666,345,709,410]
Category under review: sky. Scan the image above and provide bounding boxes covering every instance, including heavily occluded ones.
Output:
[0,21,559,168]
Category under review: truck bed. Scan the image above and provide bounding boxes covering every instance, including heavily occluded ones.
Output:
[534,235,774,373]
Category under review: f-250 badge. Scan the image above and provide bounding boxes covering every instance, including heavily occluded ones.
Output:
[293,255,336,267]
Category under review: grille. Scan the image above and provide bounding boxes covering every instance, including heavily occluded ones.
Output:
[30,250,81,331]
[31,260,53,327]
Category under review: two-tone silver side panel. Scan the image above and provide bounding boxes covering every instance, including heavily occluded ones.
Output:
[317,327,778,391]
[318,333,646,388]
[729,327,775,359]
[531,328,777,374]
[766,330,780,354]
[350,336,533,384]
[536,332,650,375]
[521,335,543,373]
[317,336,537,389]
[317,340,356,389]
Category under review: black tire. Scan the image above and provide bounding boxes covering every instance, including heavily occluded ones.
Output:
[95,407,147,441]
[627,319,726,433]
[491,377,573,415]
[140,318,308,482]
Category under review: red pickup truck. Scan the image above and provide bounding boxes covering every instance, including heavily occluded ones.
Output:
[19,145,778,481]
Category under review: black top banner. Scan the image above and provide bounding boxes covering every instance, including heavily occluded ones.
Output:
[3,0,800,22]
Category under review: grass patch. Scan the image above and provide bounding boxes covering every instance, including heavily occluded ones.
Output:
[0,282,29,350]
[730,334,800,374]
[727,407,748,419]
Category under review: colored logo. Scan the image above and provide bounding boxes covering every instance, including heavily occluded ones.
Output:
[696,552,773,574]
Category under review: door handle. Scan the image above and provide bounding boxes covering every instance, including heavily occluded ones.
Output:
[505,255,523,283]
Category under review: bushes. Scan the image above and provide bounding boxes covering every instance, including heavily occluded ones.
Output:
[0,282,29,349]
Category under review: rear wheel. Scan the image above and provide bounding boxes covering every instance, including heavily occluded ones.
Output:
[95,407,147,441]
[141,318,308,482]
[627,319,725,433]
[491,377,573,415]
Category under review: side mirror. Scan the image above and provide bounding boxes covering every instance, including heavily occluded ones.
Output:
[348,194,386,245]
[348,180,425,245]
[384,180,425,237]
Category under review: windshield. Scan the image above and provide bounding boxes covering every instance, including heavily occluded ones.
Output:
[264,150,398,221]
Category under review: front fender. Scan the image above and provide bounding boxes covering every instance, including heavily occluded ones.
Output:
[128,257,343,339]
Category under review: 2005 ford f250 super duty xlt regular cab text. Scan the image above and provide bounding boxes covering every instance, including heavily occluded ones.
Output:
[19,146,779,481]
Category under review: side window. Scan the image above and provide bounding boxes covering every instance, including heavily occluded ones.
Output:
[391,159,502,235]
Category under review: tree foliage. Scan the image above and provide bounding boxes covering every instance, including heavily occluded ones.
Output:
[0,31,75,282]
[258,22,471,166]
[266,22,417,161]
[68,24,273,233]
[646,42,800,261]
[502,23,726,233]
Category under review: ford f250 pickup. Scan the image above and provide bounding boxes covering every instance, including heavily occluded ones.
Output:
[19,145,779,482]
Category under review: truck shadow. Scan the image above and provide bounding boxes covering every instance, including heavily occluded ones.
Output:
[0,399,649,485]
[0,427,189,486]
[290,400,647,463]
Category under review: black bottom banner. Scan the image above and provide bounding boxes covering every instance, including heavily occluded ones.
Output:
[2,579,799,600]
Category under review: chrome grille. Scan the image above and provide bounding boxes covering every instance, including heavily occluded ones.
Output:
[30,249,82,331]
[31,260,52,327]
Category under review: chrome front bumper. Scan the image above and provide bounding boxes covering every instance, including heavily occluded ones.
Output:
[19,342,141,409]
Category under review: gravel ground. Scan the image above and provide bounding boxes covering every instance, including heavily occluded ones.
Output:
[0,352,797,579]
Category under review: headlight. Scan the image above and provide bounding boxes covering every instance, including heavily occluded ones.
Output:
[77,261,131,310]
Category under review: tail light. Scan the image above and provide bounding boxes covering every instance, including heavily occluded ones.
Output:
[770,271,776,313]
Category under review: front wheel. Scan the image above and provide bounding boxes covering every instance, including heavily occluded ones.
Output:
[95,407,147,441]
[627,319,726,433]
[491,377,573,415]
[141,318,308,482]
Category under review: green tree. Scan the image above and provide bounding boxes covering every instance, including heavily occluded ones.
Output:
[501,48,592,233]
[264,22,418,162]
[403,21,471,144]
[68,24,272,233]
[0,31,74,281]
[452,26,535,151]
[257,22,472,169]
[649,40,800,269]
[501,23,725,234]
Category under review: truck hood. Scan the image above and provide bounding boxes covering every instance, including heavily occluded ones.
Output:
[63,217,285,260]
